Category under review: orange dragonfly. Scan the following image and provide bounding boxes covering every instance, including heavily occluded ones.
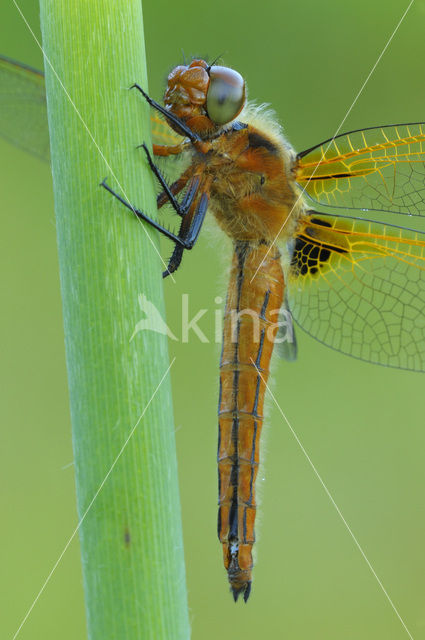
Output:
[2,55,425,602]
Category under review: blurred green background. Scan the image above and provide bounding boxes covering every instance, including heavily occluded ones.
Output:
[2,1,425,638]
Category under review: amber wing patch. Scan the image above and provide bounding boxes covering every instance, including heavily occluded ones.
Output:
[150,112,185,146]
[288,211,425,370]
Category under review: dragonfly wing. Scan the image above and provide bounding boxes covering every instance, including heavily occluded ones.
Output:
[0,55,185,165]
[0,55,50,162]
[286,211,425,371]
[149,111,192,189]
[275,294,298,361]
[150,111,185,147]
[296,123,425,217]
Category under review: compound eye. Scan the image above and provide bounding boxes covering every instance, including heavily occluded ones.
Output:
[206,66,245,125]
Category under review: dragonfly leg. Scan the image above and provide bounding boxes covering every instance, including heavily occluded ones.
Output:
[163,189,210,277]
[140,142,198,217]
[100,178,209,277]
[130,83,201,144]
[176,176,201,216]
[100,179,187,247]
[164,245,184,277]
[153,142,189,157]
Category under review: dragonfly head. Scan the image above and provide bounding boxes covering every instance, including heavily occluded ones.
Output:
[164,59,246,137]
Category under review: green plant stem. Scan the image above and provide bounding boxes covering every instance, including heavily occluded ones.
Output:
[38,2,189,638]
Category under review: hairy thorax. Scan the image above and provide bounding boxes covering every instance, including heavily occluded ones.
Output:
[198,122,304,245]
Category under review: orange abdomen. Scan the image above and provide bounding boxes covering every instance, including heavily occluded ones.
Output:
[217,242,285,601]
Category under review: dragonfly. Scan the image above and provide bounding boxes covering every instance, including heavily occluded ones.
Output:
[2,55,425,603]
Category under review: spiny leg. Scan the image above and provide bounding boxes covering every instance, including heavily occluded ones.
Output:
[103,81,211,276]
[136,148,207,275]
[101,179,210,277]
[156,164,200,210]
[164,245,184,278]
[138,142,196,217]
[100,179,186,247]
[139,141,207,234]
[175,176,201,216]
[131,83,201,144]
[140,142,200,218]
[163,189,210,277]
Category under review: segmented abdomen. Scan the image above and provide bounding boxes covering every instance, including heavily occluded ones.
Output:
[217,241,285,601]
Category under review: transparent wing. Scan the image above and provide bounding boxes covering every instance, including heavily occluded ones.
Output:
[150,111,190,187]
[287,211,425,371]
[296,123,425,217]
[0,55,182,162]
[275,295,298,361]
[0,55,50,161]
[150,111,185,146]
